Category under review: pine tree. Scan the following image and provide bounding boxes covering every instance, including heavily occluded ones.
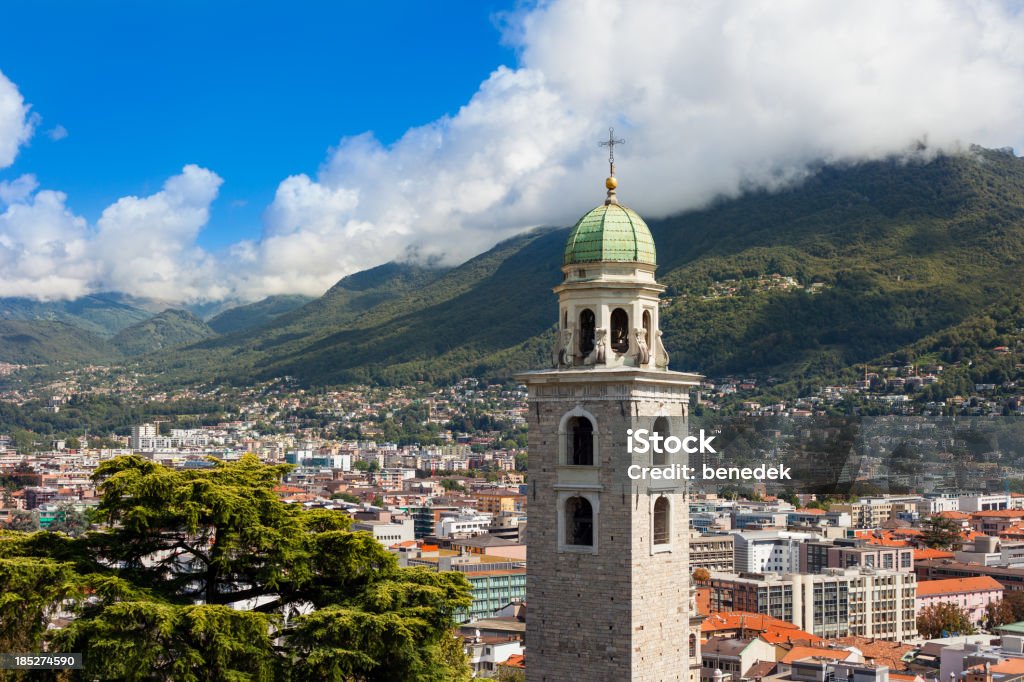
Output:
[0,455,473,680]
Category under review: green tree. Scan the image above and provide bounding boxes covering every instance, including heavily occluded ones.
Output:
[0,454,472,680]
[985,591,1024,628]
[497,665,527,682]
[921,515,964,550]
[46,504,90,536]
[4,510,39,532]
[917,602,976,638]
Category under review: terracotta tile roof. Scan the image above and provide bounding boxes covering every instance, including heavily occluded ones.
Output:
[501,654,525,669]
[795,508,827,515]
[702,612,801,633]
[823,636,913,670]
[937,511,971,520]
[702,611,821,644]
[990,660,1024,675]
[916,576,1003,597]
[853,529,919,546]
[914,548,955,561]
[781,647,857,664]
[971,510,1024,518]
[968,660,1024,675]
[746,661,777,678]
[759,630,822,645]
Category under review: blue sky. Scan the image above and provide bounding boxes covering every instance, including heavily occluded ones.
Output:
[0,1,1020,302]
[0,0,517,249]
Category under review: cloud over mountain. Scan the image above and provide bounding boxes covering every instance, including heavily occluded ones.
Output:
[0,1,1022,301]
[0,165,223,301]
[243,0,1024,298]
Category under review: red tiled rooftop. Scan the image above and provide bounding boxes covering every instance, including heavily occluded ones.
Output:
[916,576,1003,597]
[781,647,856,664]
[970,510,1024,518]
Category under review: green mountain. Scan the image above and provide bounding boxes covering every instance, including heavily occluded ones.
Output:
[0,321,119,365]
[207,295,314,334]
[0,293,154,338]
[112,309,217,357]
[6,146,1022,389]
[150,146,1023,389]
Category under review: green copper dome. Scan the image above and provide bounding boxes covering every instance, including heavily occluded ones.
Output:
[563,202,656,266]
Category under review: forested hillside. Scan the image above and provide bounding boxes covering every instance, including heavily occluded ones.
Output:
[141,147,1024,390]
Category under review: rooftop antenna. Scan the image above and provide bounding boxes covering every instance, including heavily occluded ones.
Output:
[599,127,625,204]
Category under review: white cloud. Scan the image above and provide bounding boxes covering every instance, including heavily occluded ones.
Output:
[91,165,226,301]
[1,1,1022,302]
[241,0,1024,298]
[0,165,224,301]
[46,124,68,141]
[0,188,95,300]
[0,69,35,168]
[0,174,39,205]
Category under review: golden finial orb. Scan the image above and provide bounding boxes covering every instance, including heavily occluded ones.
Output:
[605,176,618,190]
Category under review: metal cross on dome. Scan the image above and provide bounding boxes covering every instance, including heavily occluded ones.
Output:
[599,127,625,176]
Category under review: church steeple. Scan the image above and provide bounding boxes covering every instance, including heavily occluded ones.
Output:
[552,143,668,372]
[516,133,701,681]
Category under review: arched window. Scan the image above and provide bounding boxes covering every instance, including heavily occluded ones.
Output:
[566,496,593,546]
[653,496,670,545]
[689,633,697,658]
[643,310,652,348]
[611,308,629,353]
[567,416,594,466]
[579,309,596,355]
[652,416,670,466]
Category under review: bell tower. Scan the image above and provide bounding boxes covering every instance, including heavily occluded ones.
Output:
[518,135,702,681]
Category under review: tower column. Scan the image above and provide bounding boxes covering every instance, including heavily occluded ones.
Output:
[519,160,702,681]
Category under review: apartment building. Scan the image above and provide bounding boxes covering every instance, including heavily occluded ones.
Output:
[691,532,735,572]
[732,531,819,573]
[916,577,1003,627]
[706,568,917,641]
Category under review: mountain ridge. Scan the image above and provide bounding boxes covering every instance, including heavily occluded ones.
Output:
[4,147,1023,395]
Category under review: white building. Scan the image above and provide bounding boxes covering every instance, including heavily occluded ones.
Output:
[731,530,819,573]
[436,514,493,538]
[959,494,1012,512]
[352,516,415,546]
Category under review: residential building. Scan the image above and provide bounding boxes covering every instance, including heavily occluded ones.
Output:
[959,494,1011,513]
[706,568,917,641]
[691,532,735,572]
[916,560,1024,592]
[732,531,818,573]
[700,637,776,681]
[916,577,1003,627]
[351,511,415,546]
[24,486,58,509]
